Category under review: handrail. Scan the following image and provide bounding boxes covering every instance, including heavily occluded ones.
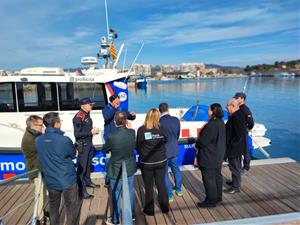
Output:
[0,169,41,225]
[121,161,133,225]
[0,169,39,186]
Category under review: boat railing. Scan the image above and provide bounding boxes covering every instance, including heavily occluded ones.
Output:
[0,169,41,225]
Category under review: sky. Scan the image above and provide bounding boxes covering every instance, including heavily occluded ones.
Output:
[0,0,299,70]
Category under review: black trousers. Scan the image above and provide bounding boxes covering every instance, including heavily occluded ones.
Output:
[200,167,223,204]
[228,157,242,189]
[77,144,93,195]
[243,134,251,170]
[48,183,81,225]
[141,162,169,216]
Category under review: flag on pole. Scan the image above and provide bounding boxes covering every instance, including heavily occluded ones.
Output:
[109,43,117,59]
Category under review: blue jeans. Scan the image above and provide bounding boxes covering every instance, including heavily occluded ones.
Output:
[165,156,182,197]
[110,176,134,224]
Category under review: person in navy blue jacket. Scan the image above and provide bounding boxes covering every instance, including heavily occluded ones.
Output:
[103,94,136,141]
[159,102,182,203]
[36,112,80,225]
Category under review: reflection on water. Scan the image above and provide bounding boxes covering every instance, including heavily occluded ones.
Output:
[129,77,300,161]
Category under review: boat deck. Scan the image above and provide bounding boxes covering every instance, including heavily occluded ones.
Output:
[0,158,299,225]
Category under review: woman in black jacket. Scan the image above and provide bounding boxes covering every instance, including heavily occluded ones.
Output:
[137,108,169,216]
[195,103,226,208]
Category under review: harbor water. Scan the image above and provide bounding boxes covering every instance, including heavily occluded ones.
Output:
[128,77,300,162]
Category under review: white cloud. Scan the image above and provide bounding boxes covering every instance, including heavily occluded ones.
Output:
[126,6,299,46]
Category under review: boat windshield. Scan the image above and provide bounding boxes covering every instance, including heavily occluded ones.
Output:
[0,82,106,112]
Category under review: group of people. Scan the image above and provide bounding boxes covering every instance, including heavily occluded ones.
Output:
[21,91,253,225]
[195,92,254,208]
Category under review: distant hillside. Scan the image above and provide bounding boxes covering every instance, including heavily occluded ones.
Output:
[205,64,241,69]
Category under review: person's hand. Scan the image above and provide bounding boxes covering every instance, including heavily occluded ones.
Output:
[130,111,136,117]
[91,127,100,135]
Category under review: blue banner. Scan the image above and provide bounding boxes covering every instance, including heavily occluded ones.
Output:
[0,144,197,180]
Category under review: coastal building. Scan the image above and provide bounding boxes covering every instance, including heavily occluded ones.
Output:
[180,63,206,75]
[132,64,151,76]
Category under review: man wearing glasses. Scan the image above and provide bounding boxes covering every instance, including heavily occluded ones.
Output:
[21,115,46,224]
[224,99,247,194]
[73,97,100,199]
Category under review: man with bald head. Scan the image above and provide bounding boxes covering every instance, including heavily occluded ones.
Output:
[224,99,247,194]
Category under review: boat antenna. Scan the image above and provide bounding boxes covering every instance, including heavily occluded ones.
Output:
[104,0,110,40]
[127,42,144,79]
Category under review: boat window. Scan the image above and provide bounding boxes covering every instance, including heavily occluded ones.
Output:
[0,83,17,112]
[58,83,106,110]
[16,82,58,112]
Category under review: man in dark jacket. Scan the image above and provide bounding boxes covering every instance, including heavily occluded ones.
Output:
[104,111,136,225]
[21,115,45,223]
[103,94,136,141]
[159,102,182,203]
[36,112,81,225]
[225,99,247,194]
[73,97,100,199]
[234,92,254,172]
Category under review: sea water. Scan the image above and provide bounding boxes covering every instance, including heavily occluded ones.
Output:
[128,77,300,162]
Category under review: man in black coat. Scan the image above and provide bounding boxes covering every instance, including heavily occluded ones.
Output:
[225,99,247,194]
[234,92,254,172]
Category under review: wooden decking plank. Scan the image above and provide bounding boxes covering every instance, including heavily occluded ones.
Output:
[191,168,247,220]
[94,179,109,225]
[168,172,196,225]
[0,184,23,211]
[136,174,156,225]
[183,170,217,223]
[220,167,269,218]
[253,165,300,211]
[245,165,298,212]
[0,184,13,201]
[15,197,35,225]
[178,177,206,223]
[153,187,168,225]
[217,167,258,218]
[0,184,31,217]
[5,183,34,225]
[1,161,300,225]
[238,174,279,215]
[278,162,300,177]
[133,176,147,225]
[270,164,300,189]
[241,167,293,214]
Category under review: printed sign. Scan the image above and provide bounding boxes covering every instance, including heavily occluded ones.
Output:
[0,144,197,180]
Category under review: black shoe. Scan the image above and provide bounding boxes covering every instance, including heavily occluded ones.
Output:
[226,181,233,186]
[224,187,240,194]
[197,201,216,208]
[82,193,94,199]
[86,182,100,188]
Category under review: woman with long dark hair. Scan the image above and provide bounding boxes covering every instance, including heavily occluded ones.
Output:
[137,108,169,216]
[195,103,226,208]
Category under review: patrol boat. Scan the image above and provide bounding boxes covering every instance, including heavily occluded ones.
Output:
[0,10,271,182]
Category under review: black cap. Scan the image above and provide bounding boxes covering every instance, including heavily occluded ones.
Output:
[109,94,119,103]
[79,97,94,106]
[234,92,246,99]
